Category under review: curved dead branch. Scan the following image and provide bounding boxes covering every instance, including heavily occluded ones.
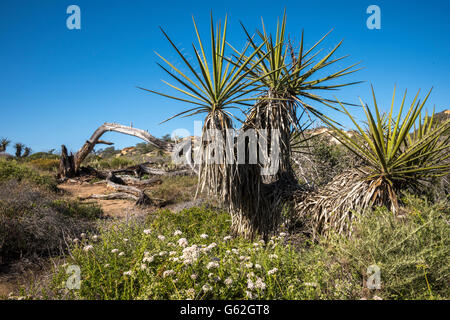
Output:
[59,122,175,178]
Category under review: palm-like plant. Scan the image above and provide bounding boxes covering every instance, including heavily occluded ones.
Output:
[141,12,363,238]
[0,138,10,152]
[234,10,361,179]
[139,14,270,206]
[326,86,450,213]
[14,143,24,158]
[22,147,32,158]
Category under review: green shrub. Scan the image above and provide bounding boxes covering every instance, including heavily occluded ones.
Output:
[0,181,102,264]
[0,159,57,191]
[28,158,60,172]
[299,194,450,299]
[149,175,197,204]
[46,195,448,300]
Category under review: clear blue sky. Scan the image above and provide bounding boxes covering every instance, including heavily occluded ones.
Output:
[1,0,449,154]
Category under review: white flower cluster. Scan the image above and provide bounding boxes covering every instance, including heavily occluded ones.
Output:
[206,261,219,269]
[163,270,175,278]
[181,245,201,265]
[178,238,188,248]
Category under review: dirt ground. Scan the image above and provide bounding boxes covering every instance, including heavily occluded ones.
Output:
[58,181,145,218]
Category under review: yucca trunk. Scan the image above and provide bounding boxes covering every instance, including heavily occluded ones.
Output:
[246,90,296,181]
[225,91,299,239]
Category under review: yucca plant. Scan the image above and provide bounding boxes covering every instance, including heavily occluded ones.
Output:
[328,86,449,211]
[139,14,272,213]
[298,86,450,238]
[0,138,10,152]
[223,11,361,237]
[14,143,24,158]
[232,10,362,182]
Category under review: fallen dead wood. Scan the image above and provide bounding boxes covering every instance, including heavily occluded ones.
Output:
[104,172,153,206]
[58,122,175,178]
[86,193,139,201]
[111,164,193,178]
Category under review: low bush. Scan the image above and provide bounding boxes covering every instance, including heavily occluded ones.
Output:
[0,159,57,191]
[149,175,197,204]
[45,195,448,300]
[28,158,60,172]
[0,181,102,264]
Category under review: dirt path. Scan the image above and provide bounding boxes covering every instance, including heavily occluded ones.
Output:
[58,181,145,218]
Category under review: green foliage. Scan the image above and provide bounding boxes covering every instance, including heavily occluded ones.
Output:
[44,196,448,300]
[308,194,450,299]
[326,86,450,210]
[28,158,60,172]
[27,151,59,160]
[50,199,103,220]
[238,10,361,118]
[0,159,57,191]
[139,13,269,122]
[87,156,136,170]
[0,181,101,264]
[148,175,197,204]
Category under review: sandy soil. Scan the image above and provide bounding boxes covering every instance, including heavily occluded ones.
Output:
[58,181,142,218]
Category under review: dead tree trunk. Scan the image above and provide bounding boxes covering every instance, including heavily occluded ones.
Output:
[58,122,174,179]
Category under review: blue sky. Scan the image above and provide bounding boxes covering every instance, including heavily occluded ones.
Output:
[0,0,449,154]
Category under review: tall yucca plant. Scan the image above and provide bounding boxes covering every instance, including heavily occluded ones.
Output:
[139,14,269,205]
[235,10,362,179]
[0,138,10,152]
[326,86,450,213]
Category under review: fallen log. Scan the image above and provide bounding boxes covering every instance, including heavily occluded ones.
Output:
[58,122,175,178]
[104,172,153,206]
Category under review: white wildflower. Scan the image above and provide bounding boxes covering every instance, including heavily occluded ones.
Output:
[143,256,154,263]
[304,282,318,287]
[158,235,166,241]
[143,229,151,235]
[118,252,125,257]
[206,261,219,269]
[174,230,182,236]
[111,249,119,254]
[178,238,188,248]
[163,270,175,278]
[224,277,233,286]
[255,264,261,269]
[123,270,133,276]
[185,288,195,300]
[202,284,212,292]
[190,274,197,280]
[200,234,208,239]
[255,277,266,290]
[268,268,278,275]
[247,279,255,290]
[223,236,232,241]
[83,245,93,252]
